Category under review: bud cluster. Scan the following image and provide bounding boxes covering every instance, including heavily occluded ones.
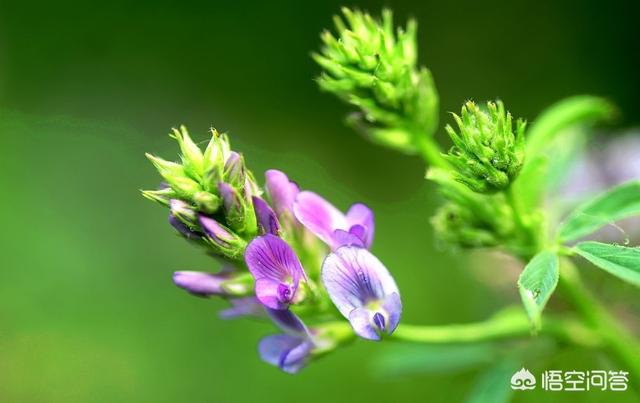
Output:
[143,126,259,259]
[313,8,438,153]
[444,101,526,193]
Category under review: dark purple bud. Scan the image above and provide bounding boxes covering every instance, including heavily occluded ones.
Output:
[252,196,281,235]
[198,215,234,247]
[169,214,201,239]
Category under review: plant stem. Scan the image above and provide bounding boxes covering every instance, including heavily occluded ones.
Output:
[558,258,640,387]
[392,307,600,348]
[416,135,449,170]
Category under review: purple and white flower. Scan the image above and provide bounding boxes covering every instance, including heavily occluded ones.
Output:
[321,246,401,340]
[259,308,315,374]
[293,191,374,250]
[244,234,307,310]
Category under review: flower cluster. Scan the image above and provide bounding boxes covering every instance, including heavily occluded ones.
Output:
[143,127,402,373]
[313,8,438,153]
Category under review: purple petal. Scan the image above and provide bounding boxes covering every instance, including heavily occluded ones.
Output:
[173,271,226,296]
[332,229,365,248]
[245,234,307,309]
[382,292,402,334]
[265,170,300,217]
[252,196,281,235]
[219,297,265,319]
[348,307,381,341]
[294,191,347,249]
[346,203,374,248]
[258,334,311,374]
[266,308,309,337]
[255,279,289,310]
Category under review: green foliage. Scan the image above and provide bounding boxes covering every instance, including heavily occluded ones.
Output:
[314,8,438,153]
[557,180,640,242]
[444,100,525,194]
[515,96,616,210]
[573,242,640,287]
[517,251,559,330]
[465,359,517,403]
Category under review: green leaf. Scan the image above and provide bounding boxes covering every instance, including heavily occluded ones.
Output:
[517,251,559,330]
[557,180,640,242]
[525,95,615,157]
[465,360,518,403]
[515,95,615,210]
[573,241,640,287]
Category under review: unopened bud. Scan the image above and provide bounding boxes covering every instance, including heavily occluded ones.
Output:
[444,100,525,193]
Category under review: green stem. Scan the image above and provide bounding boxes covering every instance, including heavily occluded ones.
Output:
[392,307,600,348]
[416,135,449,170]
[558,259,640,387]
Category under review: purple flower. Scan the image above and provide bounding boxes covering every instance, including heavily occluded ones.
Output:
[244,234,307,310]
[252,196,281,235]
[293,191,374,250]
[219,297,266,319]
[321,246,401,341]
[259,308,315,374]
[169,214,201,239]
[265,170,300,218]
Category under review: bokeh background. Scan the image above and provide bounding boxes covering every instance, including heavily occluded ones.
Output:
[1,0,639,402]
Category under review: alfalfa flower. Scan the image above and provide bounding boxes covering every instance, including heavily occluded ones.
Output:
[244,234,307,310]
[321,246,401,340]
[293,191,374,250]
[444,100,526,193]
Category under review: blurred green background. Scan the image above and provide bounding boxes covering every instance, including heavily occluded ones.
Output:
[1,0,638,402]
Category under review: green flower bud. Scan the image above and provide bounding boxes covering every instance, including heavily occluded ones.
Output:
[170,125,204,179]
[193,191,221,214]
[444,100,526,193]
[218,182,257,237]
[431,202,500,248]
[145,153,200,198]
[141,187,175,207]
[314,8,439,153]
